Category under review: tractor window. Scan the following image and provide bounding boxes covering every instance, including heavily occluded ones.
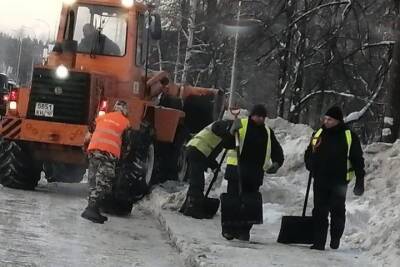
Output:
[73,5,127,57]
[136,13,147,66]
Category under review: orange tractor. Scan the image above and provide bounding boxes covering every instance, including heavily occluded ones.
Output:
[0,0,223,200]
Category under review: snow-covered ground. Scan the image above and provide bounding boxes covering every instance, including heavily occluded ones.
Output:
[0,182,185,267]
[1,117,399,266]
[141,117,400,266]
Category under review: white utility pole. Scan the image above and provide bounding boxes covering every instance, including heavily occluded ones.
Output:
[228,0,242,110]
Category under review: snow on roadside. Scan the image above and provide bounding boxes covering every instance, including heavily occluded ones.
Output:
[140,117,400,266]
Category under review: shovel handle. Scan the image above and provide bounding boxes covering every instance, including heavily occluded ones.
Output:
[205,149,228,197]
[302,172,313,217]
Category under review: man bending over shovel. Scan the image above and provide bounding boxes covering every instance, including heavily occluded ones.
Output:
[180,119,235,219]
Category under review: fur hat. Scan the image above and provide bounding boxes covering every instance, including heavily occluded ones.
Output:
[325,106,343,122]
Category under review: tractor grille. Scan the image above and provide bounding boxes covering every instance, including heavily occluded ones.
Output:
[27,68,90,124]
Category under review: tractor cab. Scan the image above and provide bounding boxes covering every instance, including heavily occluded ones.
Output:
[72,4,126,57]
[46,0,161,98]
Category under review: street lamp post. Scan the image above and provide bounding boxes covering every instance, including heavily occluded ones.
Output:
[228,1,242,110]
[220,1,261,110]
[15,37,22,85]
[13,26,37,85]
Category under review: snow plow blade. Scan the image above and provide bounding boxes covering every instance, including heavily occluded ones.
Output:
[277,215,313,244]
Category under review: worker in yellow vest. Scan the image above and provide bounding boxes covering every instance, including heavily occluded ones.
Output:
[180,119,235,219]
[222,104,284,241]
[304,106,365,250]
[81,100,131,224]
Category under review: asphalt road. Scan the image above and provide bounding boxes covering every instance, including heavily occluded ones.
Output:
[0,181,184,267]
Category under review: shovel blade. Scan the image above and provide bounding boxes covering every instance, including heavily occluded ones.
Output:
[203,197,220,219]
[277,215,314,244]
[220,192,263,226]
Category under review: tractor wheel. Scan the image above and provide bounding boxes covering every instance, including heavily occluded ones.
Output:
[43,162,86,183]
[99,130,157,216]
[0,138,41,190]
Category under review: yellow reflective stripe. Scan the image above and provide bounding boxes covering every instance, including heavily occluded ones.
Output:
[345,130,354,181]
[238,118,248,153]
[90,137,120,150]
[311,128,323,147]
[226,149,237,165]
[96,127,121,138]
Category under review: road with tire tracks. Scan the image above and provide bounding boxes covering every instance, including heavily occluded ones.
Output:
[0,181,184,267]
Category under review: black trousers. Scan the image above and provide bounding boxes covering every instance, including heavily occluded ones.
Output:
[186,147,208,197]
[312,182,348,247]
[223,164,262,235]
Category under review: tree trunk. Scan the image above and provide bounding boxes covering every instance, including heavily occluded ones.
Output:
[277,0,295,118]
[383,3,400,142]
[181,0,198,84]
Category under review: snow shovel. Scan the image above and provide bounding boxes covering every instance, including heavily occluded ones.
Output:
[202,149,228,219]
[277,172,314,244]
[220,131,263,227]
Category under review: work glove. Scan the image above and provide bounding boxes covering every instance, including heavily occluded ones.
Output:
[266,162,280,174]
[208,159,219,171]
[353,176,365,196]
[229,119,242,135]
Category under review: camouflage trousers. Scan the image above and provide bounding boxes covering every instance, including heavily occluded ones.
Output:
[87,150,117,206]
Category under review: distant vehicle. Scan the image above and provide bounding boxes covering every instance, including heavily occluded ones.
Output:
[0,73,9,116]
[7,80,17,90]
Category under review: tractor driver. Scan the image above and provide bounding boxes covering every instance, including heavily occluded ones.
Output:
[78,23,121,56]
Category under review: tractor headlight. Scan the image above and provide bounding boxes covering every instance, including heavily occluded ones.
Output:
[55,65,69,79]
[63,0,77,5]
[122,0,134,8]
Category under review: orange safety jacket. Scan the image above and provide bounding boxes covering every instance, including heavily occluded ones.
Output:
[87,112,130,158]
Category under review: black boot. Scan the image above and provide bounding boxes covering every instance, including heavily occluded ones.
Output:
[179,195,205,219]
[237,232,250,241]
[81,204,108,224]
[222,226,238,241]
[237,226,251,241]
[330,238,340,249]
[310,244,325,251]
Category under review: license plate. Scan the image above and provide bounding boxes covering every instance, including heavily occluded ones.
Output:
[35,102,54,117]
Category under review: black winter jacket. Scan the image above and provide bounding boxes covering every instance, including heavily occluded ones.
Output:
[304,123,365,185]
[225,118,284,186]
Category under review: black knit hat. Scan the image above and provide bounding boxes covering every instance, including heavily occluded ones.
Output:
[250,104,267,117]
[325,106,343,122]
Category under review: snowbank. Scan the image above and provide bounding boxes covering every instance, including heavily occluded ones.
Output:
[141,117,400,266]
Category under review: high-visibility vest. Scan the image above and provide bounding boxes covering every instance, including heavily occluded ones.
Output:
[311,128,355,181]
[226,118,272,171]
[186,123,222,157]
[87,112,130,158]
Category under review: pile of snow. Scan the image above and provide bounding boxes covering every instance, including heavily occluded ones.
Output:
[148,117,399,266]
[345,141,400,266]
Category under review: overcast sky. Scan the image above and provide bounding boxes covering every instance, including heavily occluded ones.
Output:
[0,0,63,40]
